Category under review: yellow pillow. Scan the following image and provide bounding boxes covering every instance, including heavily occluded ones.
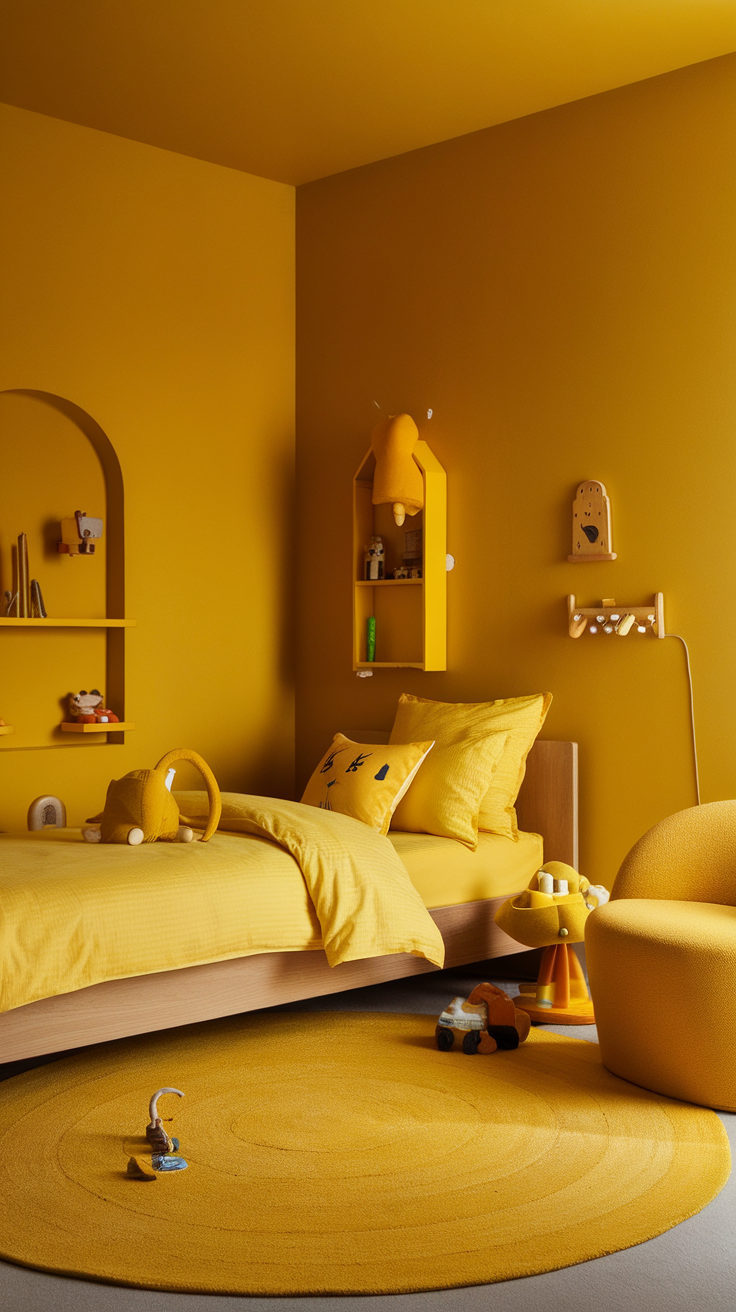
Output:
[300,733,434,835]
[389,711,510,850]
[389,692,551,841]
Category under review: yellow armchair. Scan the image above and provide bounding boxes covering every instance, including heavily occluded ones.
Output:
[586,800,736,1112]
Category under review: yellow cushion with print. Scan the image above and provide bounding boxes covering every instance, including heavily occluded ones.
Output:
[390,706,510,849]
[301,733,434,835]
[390,692,551,842]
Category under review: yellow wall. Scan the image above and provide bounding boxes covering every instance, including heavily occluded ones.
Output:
[0,103,295,828]
[296,54,736,889]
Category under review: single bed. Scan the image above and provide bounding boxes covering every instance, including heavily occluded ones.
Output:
[0,739,577,1063]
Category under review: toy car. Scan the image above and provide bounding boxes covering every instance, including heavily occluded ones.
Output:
[435,983,531,1054]
[436,996,489,1052]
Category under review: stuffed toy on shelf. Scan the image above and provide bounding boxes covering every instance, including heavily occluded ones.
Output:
[82,748,221,845]
[66,689,119,725]
[371,413,424,527]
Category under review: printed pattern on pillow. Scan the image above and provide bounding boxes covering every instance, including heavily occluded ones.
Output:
[301,733,434,835]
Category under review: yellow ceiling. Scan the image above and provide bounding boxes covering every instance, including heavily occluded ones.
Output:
[2,1,736,185]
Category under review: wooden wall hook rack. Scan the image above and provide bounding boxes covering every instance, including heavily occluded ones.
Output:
[567,594,664,639]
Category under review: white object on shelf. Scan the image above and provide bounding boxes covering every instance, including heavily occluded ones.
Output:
[567,594,664,639]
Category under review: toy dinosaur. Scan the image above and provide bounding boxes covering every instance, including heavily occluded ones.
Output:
[82,748,221,845]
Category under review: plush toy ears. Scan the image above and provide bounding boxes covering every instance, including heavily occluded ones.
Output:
[155,748,222,841]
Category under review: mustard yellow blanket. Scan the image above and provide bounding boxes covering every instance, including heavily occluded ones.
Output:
[0,796,444,1014]
[177,793,445,967]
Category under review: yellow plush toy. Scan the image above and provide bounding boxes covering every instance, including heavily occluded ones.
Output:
[371,413,424,527]
[82,748,221,845]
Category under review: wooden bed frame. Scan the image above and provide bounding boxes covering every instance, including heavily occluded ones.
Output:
[0,740,577,1063]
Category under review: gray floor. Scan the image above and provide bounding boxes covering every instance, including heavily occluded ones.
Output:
[1,966,733,1312]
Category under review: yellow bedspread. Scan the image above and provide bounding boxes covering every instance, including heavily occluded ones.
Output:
[0,797,444,1015]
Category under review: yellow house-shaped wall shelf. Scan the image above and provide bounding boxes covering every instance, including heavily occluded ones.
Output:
[353,440,447,670]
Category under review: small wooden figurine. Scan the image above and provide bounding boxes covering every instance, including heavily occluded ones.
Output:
[30,579,47,618]
[363,536,385,580]
[568,481,616,562]
[146,1087,184,1154]
[58,510,103,555]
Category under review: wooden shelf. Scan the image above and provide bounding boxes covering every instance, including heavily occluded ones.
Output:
[0,725,15,735]
[0,617,135,628]
[355,662,424,670]
[354,578,422,587]
[60,721,136,733]
[353,439,446,670]
[0,396,133,751]
[567,594,664,639]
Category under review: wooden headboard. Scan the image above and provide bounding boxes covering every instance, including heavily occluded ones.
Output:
[346,733,578,869]
[515,740,578,868]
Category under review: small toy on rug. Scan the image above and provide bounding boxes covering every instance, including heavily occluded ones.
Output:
[139,1087,188,1174]
[82,748,221,845]
[495,862,610,1024]
[146,1087,184,1154]
[127,1155,157,1181]
[436,982,531,1053]
[65,689,119,725]
[151,1154,188,1172]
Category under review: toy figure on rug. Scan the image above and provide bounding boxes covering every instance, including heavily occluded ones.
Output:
[495,862,610,1024]
[146,1086,184,1153]
[435,982,531,1053]
[82,747,221,845]
[127,1087,188,1179]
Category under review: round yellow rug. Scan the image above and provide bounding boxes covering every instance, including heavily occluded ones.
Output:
[0,1011,729,1295]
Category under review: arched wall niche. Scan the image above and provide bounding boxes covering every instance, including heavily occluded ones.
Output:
[0,389,129,747]
[4,389,125,615]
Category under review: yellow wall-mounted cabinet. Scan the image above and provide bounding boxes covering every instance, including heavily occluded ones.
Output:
[352,440,446,671]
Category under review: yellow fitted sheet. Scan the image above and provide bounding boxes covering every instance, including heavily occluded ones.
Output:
[390,828,543,909]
